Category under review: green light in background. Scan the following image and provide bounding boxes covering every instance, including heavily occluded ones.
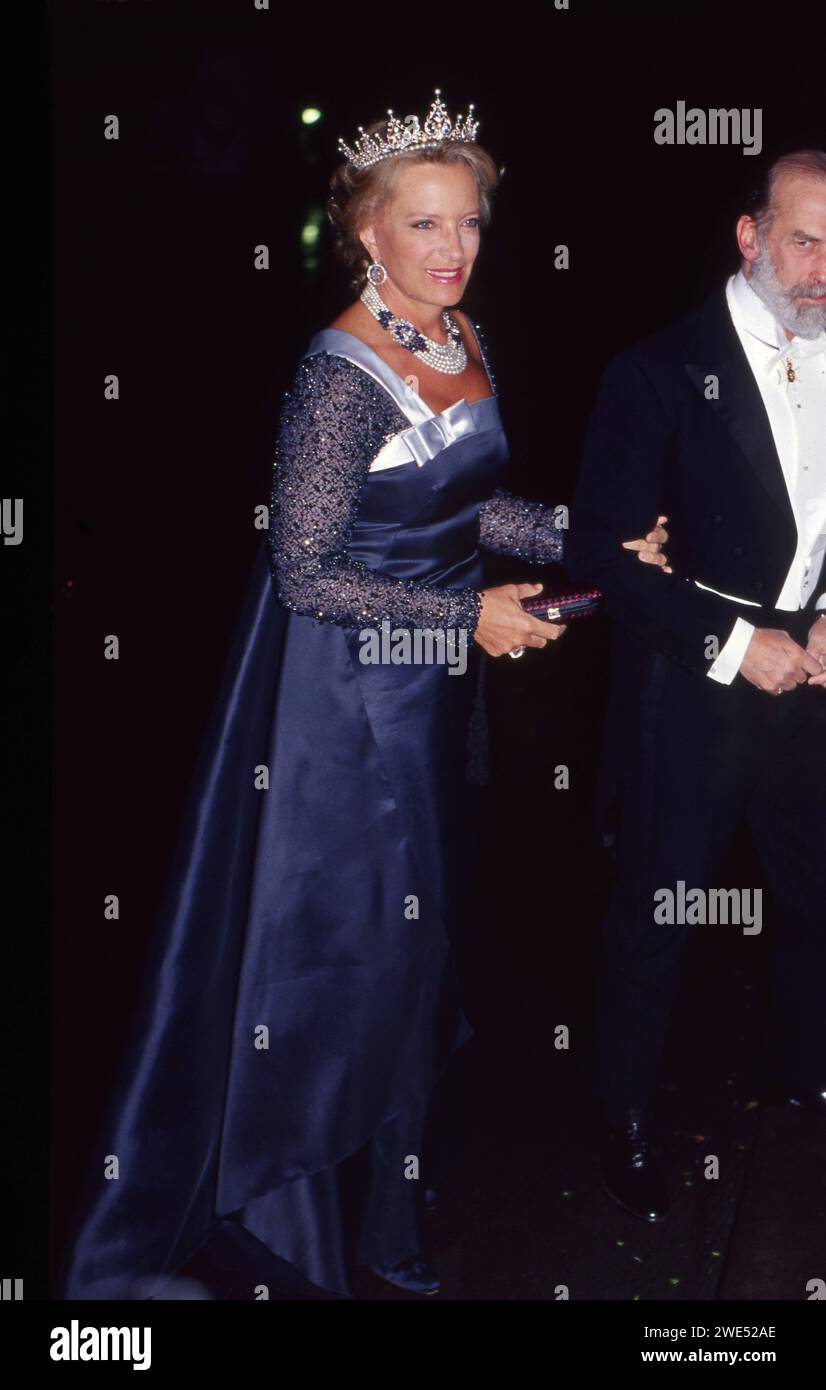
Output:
[301,108,322,125]
[301,204,324,278]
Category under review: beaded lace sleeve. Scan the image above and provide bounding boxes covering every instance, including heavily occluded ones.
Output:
[478,489,566,564]
[269,351,483,636]
[468,321,565,565]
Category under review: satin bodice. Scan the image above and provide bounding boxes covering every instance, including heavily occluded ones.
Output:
[301,328,510,591]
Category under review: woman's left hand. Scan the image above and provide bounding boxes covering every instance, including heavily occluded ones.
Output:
[622,514,672,573]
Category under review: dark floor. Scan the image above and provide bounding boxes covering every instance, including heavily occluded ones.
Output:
[718,1105,826,1301]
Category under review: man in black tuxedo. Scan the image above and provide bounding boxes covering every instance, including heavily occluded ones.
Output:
[567,150,826,1222]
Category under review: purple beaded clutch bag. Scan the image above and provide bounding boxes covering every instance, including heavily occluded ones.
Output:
[520,588,603,622]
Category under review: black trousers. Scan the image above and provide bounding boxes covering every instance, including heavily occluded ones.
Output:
[597,636,826,1126]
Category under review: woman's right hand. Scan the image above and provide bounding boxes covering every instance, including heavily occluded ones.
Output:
[474,583,567,658]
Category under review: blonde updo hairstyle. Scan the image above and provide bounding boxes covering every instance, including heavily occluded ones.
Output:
[327,115,502,295]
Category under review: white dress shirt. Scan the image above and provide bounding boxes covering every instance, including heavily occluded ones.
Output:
[706,270,826,684]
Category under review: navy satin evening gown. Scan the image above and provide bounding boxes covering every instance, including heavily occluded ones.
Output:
[59,320,563,1299]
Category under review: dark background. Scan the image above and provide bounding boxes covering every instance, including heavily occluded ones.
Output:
[45,1,826,1301]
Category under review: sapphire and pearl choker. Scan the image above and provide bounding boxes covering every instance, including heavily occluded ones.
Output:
[359,281,468,375]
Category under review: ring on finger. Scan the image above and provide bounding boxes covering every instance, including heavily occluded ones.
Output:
[508,645,526,659]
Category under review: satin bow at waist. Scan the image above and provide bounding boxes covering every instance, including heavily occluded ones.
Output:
[369,397,480,472]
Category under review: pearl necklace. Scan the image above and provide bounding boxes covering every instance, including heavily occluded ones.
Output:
[360,282,467,374]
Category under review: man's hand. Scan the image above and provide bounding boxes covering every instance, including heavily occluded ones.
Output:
[805,614,826,688]
[739,627,822,694]
[622,514,673,572]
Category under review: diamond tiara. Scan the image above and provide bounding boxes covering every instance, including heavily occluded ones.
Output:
[337,88,480,171]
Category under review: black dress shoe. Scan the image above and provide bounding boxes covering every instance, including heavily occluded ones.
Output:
[368,1254,440,1295]
[601,1107,670,1223]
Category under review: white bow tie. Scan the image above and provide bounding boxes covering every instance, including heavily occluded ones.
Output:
[764,333,826,379]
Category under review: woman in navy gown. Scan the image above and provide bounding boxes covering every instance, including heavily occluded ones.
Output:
[59,91,668,1300]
